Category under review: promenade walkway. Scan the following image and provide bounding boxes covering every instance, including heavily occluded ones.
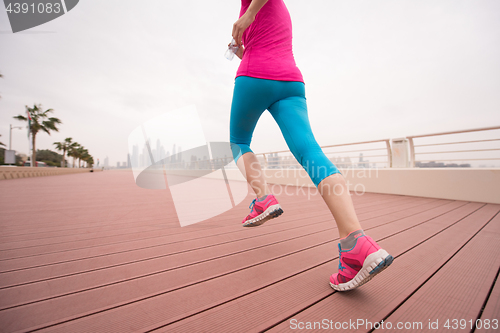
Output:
[0,170,498,332]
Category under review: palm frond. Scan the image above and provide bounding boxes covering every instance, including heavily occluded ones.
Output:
[13,115,27,121]
[42,120,60,132]
[48,117,61,123]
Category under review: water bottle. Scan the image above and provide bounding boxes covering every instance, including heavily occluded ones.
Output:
[224,38,239,61]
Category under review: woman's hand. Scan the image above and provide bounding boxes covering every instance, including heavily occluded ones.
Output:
[231,0,269,47]
[232,12,255,47]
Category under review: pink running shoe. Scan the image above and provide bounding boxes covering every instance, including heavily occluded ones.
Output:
[330,229,393,291]
[242,194,283,227]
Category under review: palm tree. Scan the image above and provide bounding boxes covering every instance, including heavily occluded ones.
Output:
[69,144,85,168]
[79,149,86,168]
[13,104,61,167]
[81,150,93,168]
[75,146,87,168]
[53,137,75,167]
[0,134,5,147]
[67,142,80,168]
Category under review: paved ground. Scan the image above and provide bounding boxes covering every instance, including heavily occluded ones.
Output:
[0,170,498,332]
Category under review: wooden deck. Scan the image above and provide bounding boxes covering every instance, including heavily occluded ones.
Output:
[0,170,498,333]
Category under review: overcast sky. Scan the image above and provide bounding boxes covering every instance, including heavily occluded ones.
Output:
[1,0,499,166]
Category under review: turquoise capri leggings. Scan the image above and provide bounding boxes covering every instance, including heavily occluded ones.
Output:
[230,75,341,187]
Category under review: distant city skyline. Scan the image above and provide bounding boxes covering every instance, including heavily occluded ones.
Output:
[129,140,183,168]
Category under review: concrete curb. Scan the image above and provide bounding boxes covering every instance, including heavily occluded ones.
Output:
[0,166,102,180]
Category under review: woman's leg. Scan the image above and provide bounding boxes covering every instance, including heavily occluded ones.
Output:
[236,151,269,198]
[268,94,361,238]
[229,76,270,198]
[268,84,392,291]
[230,76,284,226]
[317,173,362,238]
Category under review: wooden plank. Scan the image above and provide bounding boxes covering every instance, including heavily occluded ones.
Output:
[0,199,454,309]
[475,257,500,333]
[25,202,480,333]
[0,191,404,244]
[0,190,406,258]
[382,208,500,332]
[1,171,495,332]
[0,172,380,232]
[0,170,420,235]
[0,197,444,289]
[0,195,437,269]
[261,204,499,333]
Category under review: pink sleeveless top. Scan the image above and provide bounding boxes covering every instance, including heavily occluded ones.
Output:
[236,0,304,83]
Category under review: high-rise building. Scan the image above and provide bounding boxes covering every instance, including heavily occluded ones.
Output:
[132,145,139,168]
[141,144,150,167]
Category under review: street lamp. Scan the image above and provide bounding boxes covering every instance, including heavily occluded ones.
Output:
[9,124,23,150]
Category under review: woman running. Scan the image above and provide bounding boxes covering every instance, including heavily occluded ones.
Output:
[229,0,393,291]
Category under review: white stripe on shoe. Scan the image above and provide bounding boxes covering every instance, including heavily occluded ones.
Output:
[243,204,284,227]
[330,249,394,291]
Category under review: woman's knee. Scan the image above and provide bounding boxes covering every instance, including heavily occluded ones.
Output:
[230,142,253,163]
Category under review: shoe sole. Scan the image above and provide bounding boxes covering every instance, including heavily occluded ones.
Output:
[242,204,283,227]
[330,249,394,291]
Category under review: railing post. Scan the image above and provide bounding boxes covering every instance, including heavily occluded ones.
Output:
[262,154,268,169]
[385,140,392,168]
[408,137,415,167]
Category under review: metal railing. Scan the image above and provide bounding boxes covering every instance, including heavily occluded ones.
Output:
[407,126,500,167]
[255,126,500,169]
[153,126,499,170]
[257,139,393,169]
